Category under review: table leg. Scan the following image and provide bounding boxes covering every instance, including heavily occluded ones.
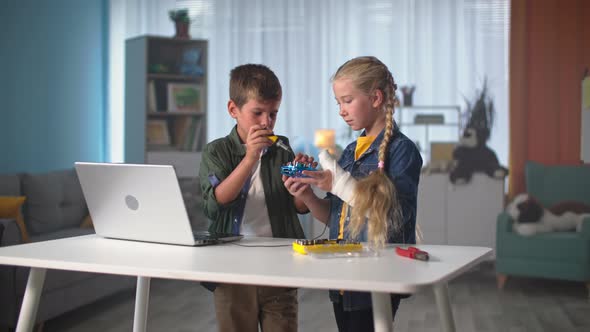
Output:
[371,292,393,332]
[433,283,456,332]
[133,276,151,332]
[16,268,47,332]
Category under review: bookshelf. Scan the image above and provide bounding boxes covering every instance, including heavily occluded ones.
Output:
[125,36,207,177]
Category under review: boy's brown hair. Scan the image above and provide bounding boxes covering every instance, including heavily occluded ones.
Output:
[229,64,282,107]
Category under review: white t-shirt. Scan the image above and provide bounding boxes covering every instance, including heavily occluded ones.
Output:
[241,158,273,237]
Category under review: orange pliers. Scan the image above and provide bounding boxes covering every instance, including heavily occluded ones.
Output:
[395,246,429,261]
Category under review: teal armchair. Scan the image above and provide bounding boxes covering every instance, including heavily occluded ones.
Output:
[496,161,590,295]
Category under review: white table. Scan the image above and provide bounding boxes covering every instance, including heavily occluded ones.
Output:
[0,235,490,332]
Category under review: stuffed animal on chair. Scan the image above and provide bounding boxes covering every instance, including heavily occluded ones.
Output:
[506,193,590,236]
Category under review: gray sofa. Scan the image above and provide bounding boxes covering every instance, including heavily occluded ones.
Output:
[0,169,136,329]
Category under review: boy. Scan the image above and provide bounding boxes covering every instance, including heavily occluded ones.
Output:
[199,64,308,332]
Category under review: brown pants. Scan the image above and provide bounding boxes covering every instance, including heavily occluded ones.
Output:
[214,284,298,332]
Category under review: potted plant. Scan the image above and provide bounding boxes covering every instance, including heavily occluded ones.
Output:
[169,9,190,39]
[400,85,416,106]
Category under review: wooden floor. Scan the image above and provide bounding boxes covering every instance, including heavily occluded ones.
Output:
[43,261,590,332]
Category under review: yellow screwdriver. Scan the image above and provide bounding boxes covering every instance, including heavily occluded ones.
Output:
[268,135,290,151]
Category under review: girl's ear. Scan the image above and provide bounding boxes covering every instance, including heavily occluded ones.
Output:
[228,100,239,118]
[371,89,384,109]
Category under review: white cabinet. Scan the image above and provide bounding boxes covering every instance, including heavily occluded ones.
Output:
[416,174,448,244]
[417,173,504,254]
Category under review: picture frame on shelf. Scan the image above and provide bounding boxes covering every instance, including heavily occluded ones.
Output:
[146,119,170,145]
[167,83,202,113]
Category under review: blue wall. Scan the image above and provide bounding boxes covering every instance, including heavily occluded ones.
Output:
[0,0,108,173]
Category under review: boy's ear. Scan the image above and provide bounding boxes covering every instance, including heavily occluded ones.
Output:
[228,100,239,118]
[371,89,384,109]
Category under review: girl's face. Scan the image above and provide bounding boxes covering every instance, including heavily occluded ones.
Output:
[332,78,385,137]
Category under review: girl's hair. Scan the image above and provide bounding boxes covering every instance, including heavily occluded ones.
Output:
[332,56,402,248]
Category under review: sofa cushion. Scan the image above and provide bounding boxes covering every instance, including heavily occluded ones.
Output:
[21,169,88,235]
[0,196,26,218]
[526,161,590,207]
[0,196,29,242]
[0,174,21,196]
[0,218,21,246]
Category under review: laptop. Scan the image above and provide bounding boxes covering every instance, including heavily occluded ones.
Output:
[74,162,243,246]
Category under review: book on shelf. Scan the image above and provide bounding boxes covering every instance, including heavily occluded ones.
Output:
[190,120,203,151]
[184,119,202,151]
[169,118,204,152]
[173,117,192,149]
[146,119,170,146]
[148,80,157,112]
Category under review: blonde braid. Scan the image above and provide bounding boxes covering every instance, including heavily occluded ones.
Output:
[378,70,397,171]
[347,60,403,247]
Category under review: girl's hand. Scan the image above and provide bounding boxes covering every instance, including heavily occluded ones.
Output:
[244,125,273,161]
[291,169,333,193]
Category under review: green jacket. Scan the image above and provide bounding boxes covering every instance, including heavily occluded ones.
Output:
[199,126,305,239]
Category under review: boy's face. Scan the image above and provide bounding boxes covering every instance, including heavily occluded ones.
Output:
[228,97,281,142]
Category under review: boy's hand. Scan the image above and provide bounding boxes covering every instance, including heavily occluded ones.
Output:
[293,153,318,169]
[283,176,314,200]
[244,125,273,161]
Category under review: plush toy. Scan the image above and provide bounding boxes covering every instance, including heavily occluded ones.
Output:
[449,79,508,184]
[506,193,590,236]
[449,127,508,184]
[179,48,204,77]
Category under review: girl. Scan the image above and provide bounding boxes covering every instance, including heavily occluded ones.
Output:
[284,56,423,331]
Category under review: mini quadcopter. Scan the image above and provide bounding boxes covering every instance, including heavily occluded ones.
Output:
[280,162,317,177]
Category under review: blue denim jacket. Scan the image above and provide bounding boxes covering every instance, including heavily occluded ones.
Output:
[327,125,423,311]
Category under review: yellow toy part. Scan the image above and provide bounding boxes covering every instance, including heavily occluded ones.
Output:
[292,239,363,255]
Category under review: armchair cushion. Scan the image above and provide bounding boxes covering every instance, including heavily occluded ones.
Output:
[526,161,590,207]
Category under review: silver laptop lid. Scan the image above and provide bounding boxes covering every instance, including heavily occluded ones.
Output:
[75,162,196,246]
